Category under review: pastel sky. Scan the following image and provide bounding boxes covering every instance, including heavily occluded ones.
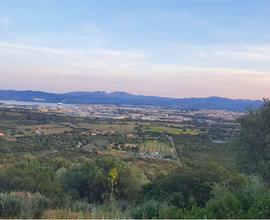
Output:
[0,0,270,99]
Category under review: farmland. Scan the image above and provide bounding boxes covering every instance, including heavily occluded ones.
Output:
[1,103,267,219]
[0,105,240,162]
[142,124,200,135]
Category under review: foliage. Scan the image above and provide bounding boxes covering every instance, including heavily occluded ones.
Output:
[2,106,270,219]
[131,200,163,219]
[238,99,270,180]
[0,159,61,198]
[59,157,147,203]
[0,193,22,218]
[0,192,49,218]
[42,209,87,219]
[143,162,243,208]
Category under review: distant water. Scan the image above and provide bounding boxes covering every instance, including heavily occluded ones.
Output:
[0,100,73,107]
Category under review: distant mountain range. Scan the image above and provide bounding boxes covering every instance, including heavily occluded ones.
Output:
[0,89,263,111]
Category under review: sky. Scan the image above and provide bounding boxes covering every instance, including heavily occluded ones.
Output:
[0,0,270,99]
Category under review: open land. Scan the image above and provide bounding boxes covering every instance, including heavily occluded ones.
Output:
[0,101,241,165]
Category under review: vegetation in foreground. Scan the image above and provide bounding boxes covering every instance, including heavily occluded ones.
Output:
[0,100,270,218]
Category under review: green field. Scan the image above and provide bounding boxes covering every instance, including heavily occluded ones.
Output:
[15,124,72,136]
[140,140,174,156]
[78,122,136,133]
[142,124,200,135]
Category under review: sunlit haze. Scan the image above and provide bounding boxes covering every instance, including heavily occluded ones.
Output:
[0,0,269,99]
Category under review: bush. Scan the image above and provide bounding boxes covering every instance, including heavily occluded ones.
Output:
[0,159,60,196]
[89,200,130,219]
[8,192,49,218]
[204,185,242,219]
[158,205,179,219]
[143,163,238,208]
[247,190,270,218]
[131,200,163,219]
[0,193,22,218]
[204,176,269,219]
[71,200,91,213]
[61,157,147,203]
[42,209,84,219]
[159,205,204,219]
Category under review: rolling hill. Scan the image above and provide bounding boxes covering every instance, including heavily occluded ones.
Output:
[0,89,263,111]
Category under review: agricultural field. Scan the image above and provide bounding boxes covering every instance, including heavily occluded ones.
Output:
[0,107,239,163]
[142,124,200,135]
[15,124,72,136]
[78,122,136,133]
[140,140,175,158]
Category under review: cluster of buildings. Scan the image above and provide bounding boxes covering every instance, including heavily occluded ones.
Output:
[0,101,243,124]
[189,109,244,121]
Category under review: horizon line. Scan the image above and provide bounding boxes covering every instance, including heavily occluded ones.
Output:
[0,88,263,102]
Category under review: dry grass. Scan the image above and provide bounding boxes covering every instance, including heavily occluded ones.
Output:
[42,209,92,219]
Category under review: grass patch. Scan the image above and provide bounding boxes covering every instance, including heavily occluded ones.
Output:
[78,122,136,133]
[143,125,199,135]
[15,124,72,136]
[140,140,174,156]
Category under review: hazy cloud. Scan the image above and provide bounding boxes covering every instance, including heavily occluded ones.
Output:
[0,42,270,99]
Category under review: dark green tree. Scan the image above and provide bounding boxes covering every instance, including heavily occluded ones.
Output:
[238,99,270,180]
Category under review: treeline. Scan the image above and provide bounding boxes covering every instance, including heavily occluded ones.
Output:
[0,108,82,124]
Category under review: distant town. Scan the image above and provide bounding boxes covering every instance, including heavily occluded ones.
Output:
[0,100,244,124]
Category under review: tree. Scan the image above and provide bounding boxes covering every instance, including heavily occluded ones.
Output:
[142,162,238,209]
[61,157,147,203]
[238,99,270,180]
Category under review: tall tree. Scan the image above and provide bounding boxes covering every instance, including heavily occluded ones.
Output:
[238,99,270,181]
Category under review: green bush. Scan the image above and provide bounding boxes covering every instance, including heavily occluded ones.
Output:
[89,200,130,219]
[8,192,49,218]
[0,159,60,196]
[143,162,239,208]
[247,191,270,218]
[204,186,242,219]
[71,200,91,213]
[159,205,204,219]
[0,193,22,218]
[61,157,147,203]
[131,200,163,219]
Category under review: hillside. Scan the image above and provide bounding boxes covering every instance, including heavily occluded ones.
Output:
[0,90,262,111]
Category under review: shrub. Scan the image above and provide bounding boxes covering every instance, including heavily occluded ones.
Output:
[61,157,148,203]
[131,200,163,219]
[143,163,233,208]
[247,190,270,218]
[71,200,91,213]
[10,192,49,218]
[159,205,204,219]
[0,159,60,196]
[204,185,242,219]
[89,200,130,219]
[0,193,22,218]
[42,209,83,219]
